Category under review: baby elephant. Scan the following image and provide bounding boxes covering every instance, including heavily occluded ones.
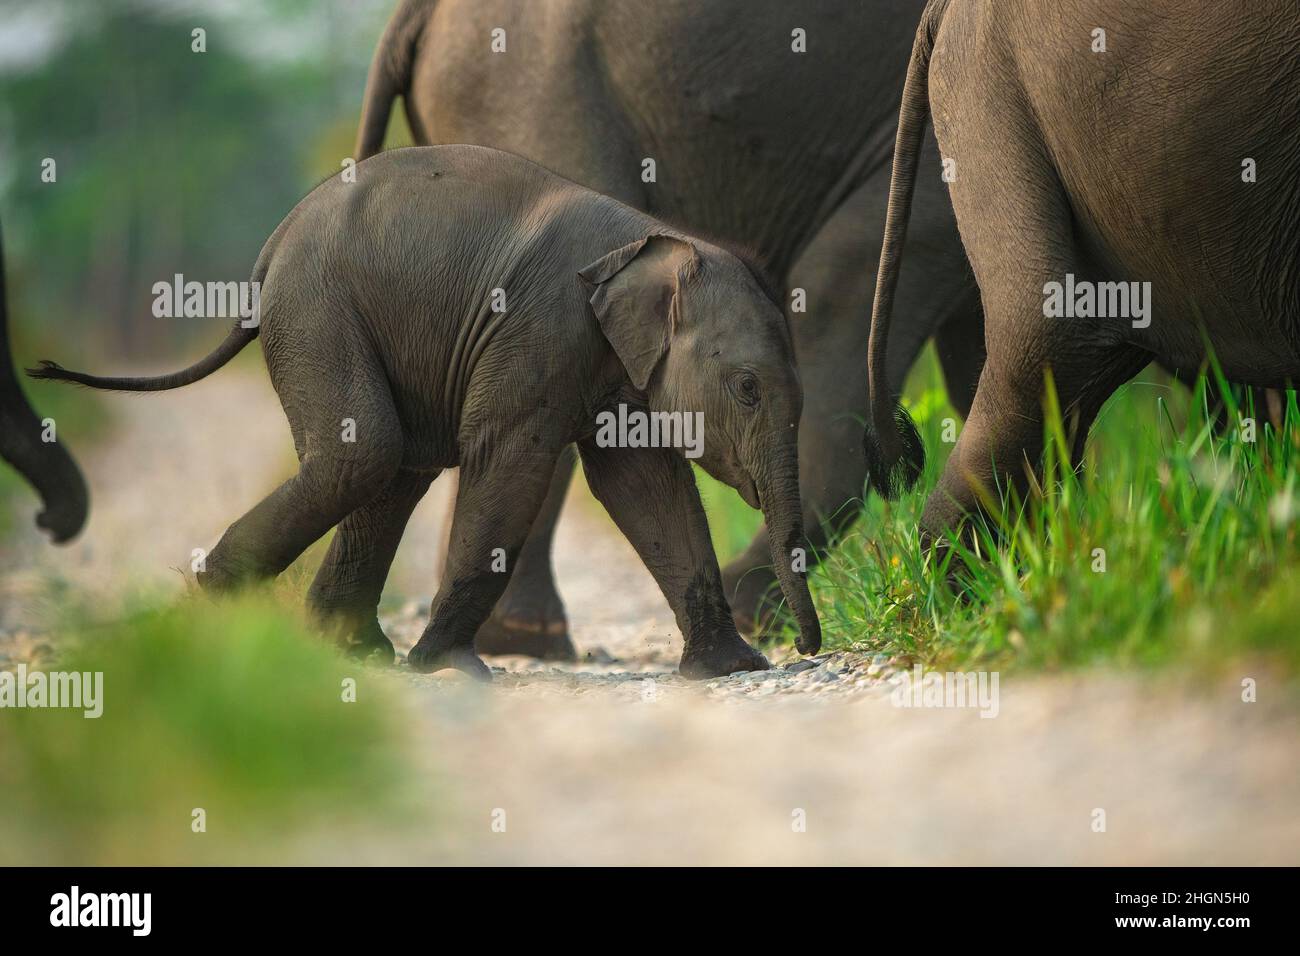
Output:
[35,145,820,679]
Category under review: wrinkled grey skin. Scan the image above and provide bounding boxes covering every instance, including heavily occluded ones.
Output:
[356,0,980,655]
[869,0,1300,539]
[33,146,820,680]
[0,220,88,544]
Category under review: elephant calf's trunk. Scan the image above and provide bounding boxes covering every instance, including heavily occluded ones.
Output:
[757,465,821,656]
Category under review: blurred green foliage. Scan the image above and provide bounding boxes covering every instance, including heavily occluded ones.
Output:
[0,594,412,864]
[0,0,396,360]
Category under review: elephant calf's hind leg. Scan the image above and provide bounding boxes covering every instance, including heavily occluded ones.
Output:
[307,468,436,662]
[198,378,404,593]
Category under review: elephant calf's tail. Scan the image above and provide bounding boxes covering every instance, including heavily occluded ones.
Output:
[355,0,428,161]
[864,0,950,499]
[29,323,258,392]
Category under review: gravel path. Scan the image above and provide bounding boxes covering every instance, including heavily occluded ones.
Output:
[3,367,1297,864]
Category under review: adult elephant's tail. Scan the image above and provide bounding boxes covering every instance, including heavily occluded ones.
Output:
[864,0,951,499]
[355,0,432,161]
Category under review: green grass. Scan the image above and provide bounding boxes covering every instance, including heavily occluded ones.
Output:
[694,464,763,561]
[697,348,1300,677]
[0,595,413,864]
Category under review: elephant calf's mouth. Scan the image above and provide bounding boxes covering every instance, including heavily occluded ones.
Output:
[738,477,760,510]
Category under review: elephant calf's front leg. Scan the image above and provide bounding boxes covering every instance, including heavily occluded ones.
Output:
[577,440,769,679]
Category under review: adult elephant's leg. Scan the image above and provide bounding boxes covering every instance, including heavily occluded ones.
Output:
[924,335,1149,545]
[307,467,436,662]
[922,58,1148,544]
[1222,384,1286,433]
[473,444,577,660]
[934,302,986,420]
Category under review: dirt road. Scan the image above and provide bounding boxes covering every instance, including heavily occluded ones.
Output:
[3,368,1297,864]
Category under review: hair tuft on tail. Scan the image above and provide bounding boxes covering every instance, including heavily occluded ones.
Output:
[864,404,926,500]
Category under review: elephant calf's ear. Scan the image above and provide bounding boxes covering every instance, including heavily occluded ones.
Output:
[579,234,698,391]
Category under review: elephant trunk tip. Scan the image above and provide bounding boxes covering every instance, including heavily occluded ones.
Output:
[35,501,87,544]
[769,524,822,657]
[794,614,821,656]
[32,467,89,544]
[752,454,823,660]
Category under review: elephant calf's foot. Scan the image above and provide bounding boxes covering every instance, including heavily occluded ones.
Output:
[309,608,397,665]
[407,636,493,681]
[194,564,243,595]
[679,632,771,680]
[195,546,267,595]
[473,585,576,661]
[339,619,396,665]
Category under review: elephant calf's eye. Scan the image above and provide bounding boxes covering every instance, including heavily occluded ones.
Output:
[735,374,761,408]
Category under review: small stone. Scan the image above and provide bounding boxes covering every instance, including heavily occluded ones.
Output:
[785,659,818,674]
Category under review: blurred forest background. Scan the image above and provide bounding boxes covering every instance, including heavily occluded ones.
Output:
[1,0,402,362]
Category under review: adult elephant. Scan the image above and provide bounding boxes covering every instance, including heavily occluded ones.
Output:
[0,220,88,544]
[869,0,1300,541]
[356,0,980,656]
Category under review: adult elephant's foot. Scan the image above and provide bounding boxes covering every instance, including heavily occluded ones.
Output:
[679,632,770,680]
[721,561,783,637]
[473,575,576,660]
[407,636,493,681]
